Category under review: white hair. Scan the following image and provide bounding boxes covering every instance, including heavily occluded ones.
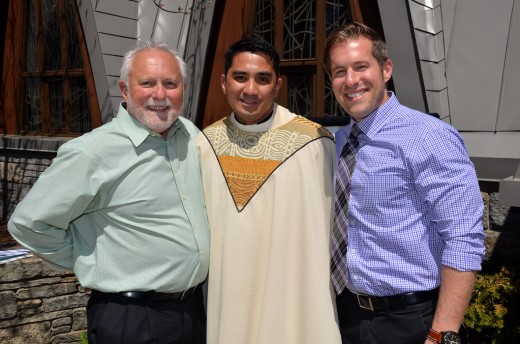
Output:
[119,41,187,85]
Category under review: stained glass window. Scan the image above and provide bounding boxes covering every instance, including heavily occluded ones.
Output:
[283,0,316,59]
[287,72,313,116]
[21,0,92,135]
[252,0,353,118]
[253,0,275,45]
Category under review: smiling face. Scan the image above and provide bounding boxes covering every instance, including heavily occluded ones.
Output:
[329,37,392,123]
[119,48,184,137]
[221,52,282,125]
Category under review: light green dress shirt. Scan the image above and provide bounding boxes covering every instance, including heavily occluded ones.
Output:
[8,104,210,293]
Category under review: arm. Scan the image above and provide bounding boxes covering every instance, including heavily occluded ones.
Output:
[415,125,484,343]
[423,266,476,343]
[436,266,477,329]
[8,147,100,271]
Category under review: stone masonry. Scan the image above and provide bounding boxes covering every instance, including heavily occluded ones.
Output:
[0,255,89,344]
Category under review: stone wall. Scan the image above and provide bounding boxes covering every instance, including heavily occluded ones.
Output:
[480,182,520,265]
[1,146,89,343]
[0,256,89,344]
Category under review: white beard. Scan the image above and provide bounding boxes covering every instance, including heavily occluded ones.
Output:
[126,94,180,135]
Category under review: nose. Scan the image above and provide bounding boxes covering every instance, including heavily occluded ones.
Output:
[344,69,359,88]
[243,79,259,96]
[152,84,167,100]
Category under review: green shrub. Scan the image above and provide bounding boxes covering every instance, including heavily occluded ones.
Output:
[464,262,520,343]
[80,332,88,344]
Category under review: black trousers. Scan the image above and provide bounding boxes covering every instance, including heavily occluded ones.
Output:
[87,288,206,344]
[336,289,437,344]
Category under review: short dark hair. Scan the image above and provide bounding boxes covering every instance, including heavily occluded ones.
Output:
[323,22,389,75]
[224,37,280,78]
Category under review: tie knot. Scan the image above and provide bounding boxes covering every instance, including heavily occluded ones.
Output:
[350,124,361,139]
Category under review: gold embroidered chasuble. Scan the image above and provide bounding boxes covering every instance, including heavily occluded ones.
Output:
[203,111,333,211]
[196,104,341,344]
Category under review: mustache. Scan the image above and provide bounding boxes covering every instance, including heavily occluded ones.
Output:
[143,99,173,107]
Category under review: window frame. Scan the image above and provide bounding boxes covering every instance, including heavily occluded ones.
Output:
[1,0,101,136]
[249,0,364,118]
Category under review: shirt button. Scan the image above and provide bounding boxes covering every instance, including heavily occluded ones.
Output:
[173,168,178,173]
[193,223,198,229]
[353,275,358,280]
[200,251,205,256]
[181,195,187,200]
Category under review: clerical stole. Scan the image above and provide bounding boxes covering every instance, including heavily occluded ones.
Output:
[203,115,333,211]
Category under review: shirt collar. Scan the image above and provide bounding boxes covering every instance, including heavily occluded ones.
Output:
[167,118,189,139]
[116,103,188,147]
[231,104,277,132]
[356,91,400,139]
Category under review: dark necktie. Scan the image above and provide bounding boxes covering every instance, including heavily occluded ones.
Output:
[331,124,361,295]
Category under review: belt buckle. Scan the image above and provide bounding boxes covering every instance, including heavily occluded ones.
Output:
[356,294,374,311]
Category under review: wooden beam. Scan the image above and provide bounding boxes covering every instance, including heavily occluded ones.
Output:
[199,0,247,129]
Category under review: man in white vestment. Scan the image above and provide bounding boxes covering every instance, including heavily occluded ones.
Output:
[196,37,341,344]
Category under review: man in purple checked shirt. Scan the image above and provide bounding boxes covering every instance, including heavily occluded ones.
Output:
[324,22,485,344]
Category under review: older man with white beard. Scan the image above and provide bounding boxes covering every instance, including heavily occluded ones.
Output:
[8,42,209,344]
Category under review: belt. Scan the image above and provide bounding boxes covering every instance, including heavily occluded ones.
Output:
[348,287,439,311]
[94,285,198,302]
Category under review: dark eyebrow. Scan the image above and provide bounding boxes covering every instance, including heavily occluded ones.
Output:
[231,71,248,77]
[257,71,273,77]
[231,71,273,77]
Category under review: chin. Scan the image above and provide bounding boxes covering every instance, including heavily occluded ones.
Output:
[146,116,178,131]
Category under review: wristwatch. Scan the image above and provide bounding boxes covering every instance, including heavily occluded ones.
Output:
[427,328,461,344]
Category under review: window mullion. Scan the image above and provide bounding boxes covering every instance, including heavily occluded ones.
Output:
[274,0,284,55]
[35,0,51,133]
[40,80,51,133]
[60,0,71,133]
[315,0,326,117]
[349,0,364,22]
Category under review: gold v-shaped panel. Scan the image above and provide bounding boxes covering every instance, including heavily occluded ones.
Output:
[204,115,333,211]
[218,156,280,210]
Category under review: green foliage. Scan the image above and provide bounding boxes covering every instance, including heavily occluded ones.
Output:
[464,262,520,343]
[80,332,88,344]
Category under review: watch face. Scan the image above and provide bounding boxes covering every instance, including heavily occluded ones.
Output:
[442,331,461,344]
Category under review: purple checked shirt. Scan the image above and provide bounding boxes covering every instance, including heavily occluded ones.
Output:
[334,92,486,296]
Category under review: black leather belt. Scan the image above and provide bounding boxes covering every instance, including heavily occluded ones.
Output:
[348,287,439,311]
[93,285,198,302]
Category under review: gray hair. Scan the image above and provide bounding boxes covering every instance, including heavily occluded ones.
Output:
[120,41,187,85]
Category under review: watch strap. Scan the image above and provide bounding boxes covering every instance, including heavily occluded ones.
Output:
[427,328,442,344]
